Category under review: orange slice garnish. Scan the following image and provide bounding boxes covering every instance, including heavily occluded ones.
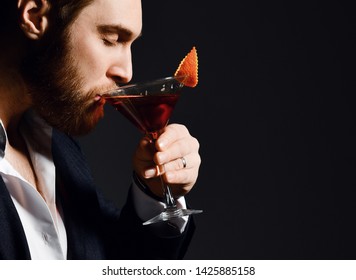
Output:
[174,46,198,87]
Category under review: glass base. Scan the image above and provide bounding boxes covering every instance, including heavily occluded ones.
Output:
[143,207,203,226]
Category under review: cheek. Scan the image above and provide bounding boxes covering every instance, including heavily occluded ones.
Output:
[69,33,109,90]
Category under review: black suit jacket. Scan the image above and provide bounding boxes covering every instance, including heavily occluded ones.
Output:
[0,129,195,259]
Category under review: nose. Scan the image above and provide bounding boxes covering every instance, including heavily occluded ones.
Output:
[106,47,133,85]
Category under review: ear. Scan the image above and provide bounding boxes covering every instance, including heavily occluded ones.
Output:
[18,0,50,40]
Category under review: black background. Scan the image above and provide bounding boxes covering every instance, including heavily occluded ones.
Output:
[77,0,356,259]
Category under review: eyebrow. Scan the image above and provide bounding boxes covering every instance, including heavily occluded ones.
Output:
[97,24,142,39]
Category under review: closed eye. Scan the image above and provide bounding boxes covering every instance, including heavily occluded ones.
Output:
[97,24,141,47]
[102,36,119,46]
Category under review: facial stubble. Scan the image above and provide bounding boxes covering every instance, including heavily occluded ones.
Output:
[22,27,106,136]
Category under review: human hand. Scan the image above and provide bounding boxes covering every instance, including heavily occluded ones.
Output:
[133,123,201,198]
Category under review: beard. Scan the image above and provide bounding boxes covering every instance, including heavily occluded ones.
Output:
[21,26,108,136]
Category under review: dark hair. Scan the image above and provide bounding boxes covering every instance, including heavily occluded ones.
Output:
[48,0,95,31]
[0,0,94,38]
[0,1,19,36]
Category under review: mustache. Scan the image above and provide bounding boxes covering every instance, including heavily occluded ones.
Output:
[89,83,118,97]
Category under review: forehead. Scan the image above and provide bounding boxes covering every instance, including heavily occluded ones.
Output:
[75,0,142,36]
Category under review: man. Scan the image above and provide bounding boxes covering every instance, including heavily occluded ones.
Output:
[0,0,201,259]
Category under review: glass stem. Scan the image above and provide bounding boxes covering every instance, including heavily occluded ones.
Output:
[162,177,176,208]
[149,132,177,209]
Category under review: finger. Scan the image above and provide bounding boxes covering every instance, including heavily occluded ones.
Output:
[155,124,189,151]
[155,136,199,166]
[143,151,201,179]
[163,167,198,188]
[135,136,155,161]
[161,154,200,173]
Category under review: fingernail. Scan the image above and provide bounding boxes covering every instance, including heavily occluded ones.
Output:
[144,168,156,178]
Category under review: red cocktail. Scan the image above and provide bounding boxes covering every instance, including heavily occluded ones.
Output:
[101,76,202,225]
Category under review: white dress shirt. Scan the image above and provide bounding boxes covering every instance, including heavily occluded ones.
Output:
[0,111,187,259]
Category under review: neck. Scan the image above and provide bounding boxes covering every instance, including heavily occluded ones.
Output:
[0,66,38,189]
[0,66,32,131]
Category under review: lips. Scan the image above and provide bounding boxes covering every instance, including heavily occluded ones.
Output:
[94,94,106,105]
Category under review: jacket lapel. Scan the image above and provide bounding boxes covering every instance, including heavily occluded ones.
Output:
[52,129,105,259]
[0,128,104,260]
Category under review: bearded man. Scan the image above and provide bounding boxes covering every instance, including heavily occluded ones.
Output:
[0,0,201,259]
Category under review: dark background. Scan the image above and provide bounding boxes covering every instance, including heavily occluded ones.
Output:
[77,0,356,259]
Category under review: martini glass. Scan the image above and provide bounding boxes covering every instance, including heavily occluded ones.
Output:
[102,76,203,225]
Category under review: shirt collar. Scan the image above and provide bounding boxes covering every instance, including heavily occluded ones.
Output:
[0,120,6,160]
[0,111,52,161]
